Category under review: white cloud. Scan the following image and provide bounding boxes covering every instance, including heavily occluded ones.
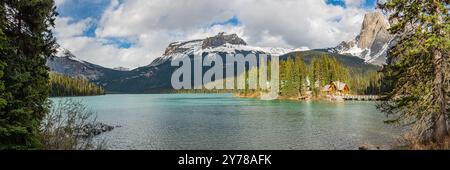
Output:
[55,0,372,69]
[344,0,365,7]
[54,17,94,38]
[55,0,65,6]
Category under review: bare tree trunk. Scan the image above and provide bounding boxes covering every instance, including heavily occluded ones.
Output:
[433,50,449,143]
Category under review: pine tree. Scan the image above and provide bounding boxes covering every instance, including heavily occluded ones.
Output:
[309,57,320,95]
[292,56,300,95]
[0,0,57,149]
[279,60,286,95]
[379,0,450,143]
[0,23,7,111]
[294,54,306,95]
[283,57,295,96]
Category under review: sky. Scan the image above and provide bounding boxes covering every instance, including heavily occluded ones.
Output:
[54,0,378,69]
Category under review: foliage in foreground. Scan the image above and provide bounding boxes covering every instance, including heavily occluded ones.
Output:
[0,0,57,149]
[41,99,106,150]
[379,0,450,144]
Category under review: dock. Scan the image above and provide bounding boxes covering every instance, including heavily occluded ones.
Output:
[343,95,382,101]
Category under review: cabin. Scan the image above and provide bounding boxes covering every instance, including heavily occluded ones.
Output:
[322,84,336,94]
[322,81,350,95]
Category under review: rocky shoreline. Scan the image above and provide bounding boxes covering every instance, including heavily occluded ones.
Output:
[77,123,121,138]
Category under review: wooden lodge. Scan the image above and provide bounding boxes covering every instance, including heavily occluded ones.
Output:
[322,81,350,95]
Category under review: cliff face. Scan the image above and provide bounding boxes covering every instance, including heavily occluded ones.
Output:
[358,12,391,49]
[201,32,247,49]
[330,11,394,65]
[163,33,247,57]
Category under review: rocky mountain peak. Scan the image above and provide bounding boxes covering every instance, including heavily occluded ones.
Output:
[163,39,202,56]
[201,32,247,49]
[162,32,248,56]
[357,12,391,49]
[330,11,394,65]
[47,49,107,80]
[61,49,77,59]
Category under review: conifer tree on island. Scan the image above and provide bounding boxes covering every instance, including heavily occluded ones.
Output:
[379,0,450,144]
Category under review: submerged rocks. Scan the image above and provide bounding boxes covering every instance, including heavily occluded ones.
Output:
[78,123,117,137]
[358,144,389,150]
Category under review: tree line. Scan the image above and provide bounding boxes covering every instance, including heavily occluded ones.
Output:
[238,54,382,98]
[50,73,105,97]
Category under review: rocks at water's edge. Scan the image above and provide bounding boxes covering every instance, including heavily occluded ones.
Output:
[358,144,390,150]
[77,123,119,137]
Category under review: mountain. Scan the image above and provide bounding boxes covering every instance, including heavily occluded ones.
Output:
[103,32,309,93]
[329,11,394,65]
[149,32,307,66]
[46,49,132,88]
[281,50,380,75]
[47,50,108,80]
[49,32,380,93]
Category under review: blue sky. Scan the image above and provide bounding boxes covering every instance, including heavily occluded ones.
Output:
[56,0,241,49]
[210,16,241,27]
[57,0,111,41]
[56,0,377,50]
[54,0,378,68]
[326,0,377,8]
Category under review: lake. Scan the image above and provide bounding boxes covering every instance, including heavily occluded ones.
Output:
[50,93,401,150]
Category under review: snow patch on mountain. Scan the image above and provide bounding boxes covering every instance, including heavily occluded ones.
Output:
[154,33,309,66]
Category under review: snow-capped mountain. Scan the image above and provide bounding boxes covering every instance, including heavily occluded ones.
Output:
[48,31,378,93]
[46,49,126,81]
[329,12,394,65]
[47,49,104,80]
[150,32,308,66]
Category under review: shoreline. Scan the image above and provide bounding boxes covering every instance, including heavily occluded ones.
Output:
[234,92,377,102]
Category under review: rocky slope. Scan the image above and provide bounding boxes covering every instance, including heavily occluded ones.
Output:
[47,50,106,80]
[46,49,132,88]
[329,11,394,65]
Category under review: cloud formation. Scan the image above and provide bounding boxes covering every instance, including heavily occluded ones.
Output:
[55,0,374,69]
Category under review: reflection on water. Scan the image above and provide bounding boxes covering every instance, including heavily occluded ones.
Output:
[50,94,401,150]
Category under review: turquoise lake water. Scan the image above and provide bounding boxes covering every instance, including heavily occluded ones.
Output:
[50,94,401,150]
